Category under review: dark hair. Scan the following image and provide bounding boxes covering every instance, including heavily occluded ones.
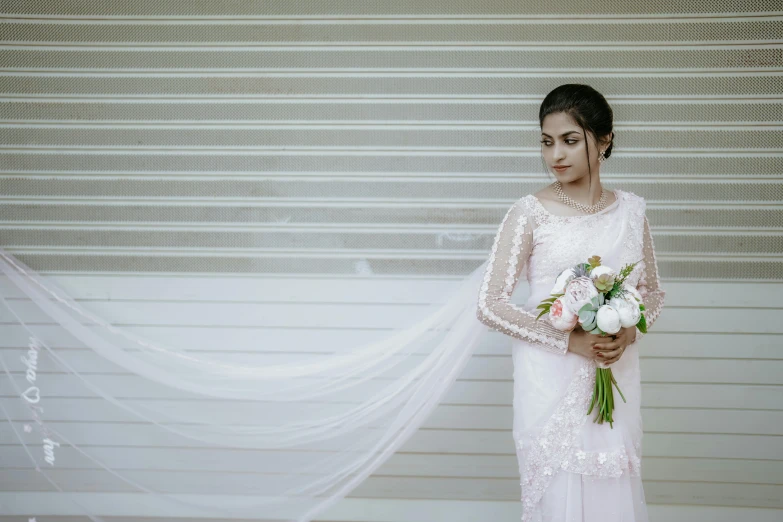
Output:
[538,84,614,193]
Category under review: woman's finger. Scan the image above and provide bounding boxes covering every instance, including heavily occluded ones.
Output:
[600,345,626,360]
[594,341,619,351]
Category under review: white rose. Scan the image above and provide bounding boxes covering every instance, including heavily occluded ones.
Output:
[607,295,641,328]
[563,277,599,316]
[548,296,579,331]
[622,283,643,304]
[551,268,577,295]
[590,265,616,281]
[595,304,622,335]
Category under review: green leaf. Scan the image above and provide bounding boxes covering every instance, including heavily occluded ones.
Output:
[579,303,594,313]
[637,315,647,334]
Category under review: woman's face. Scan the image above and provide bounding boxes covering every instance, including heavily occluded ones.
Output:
[540,112,604,183]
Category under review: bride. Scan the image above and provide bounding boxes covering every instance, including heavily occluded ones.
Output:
[477,84,666,521]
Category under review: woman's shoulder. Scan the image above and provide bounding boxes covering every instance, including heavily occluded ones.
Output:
[615,188,646,207]
[615,188,648,218]
[616,188,644,202]
[514,193,540,215]
[506,193,536,209]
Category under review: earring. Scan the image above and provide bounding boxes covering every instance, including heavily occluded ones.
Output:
[598,150,606,163]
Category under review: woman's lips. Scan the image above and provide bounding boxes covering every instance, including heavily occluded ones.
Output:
[553,165,570,171]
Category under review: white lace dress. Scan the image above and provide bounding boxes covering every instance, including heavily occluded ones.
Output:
[476,189,666,522]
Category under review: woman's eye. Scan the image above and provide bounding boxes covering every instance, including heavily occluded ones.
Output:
[540,139,577,145]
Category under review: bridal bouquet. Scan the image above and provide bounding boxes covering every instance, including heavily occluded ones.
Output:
[535,255,647,428]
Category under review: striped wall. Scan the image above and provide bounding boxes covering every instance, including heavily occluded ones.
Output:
[0,1,781,521]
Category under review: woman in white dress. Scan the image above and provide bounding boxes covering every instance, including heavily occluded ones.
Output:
[476,84,666,522]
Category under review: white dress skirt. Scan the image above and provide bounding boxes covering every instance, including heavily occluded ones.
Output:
[512,336,649,522]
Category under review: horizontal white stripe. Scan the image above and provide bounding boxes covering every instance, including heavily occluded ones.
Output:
[2,15,782,24]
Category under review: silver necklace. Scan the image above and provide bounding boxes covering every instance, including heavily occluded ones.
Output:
[553,180,608,214]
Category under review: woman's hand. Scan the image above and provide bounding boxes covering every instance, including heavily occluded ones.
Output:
[594,326,637,365]
[567,325,611,363]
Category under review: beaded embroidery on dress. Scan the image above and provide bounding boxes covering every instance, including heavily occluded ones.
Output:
[477,189,665,522]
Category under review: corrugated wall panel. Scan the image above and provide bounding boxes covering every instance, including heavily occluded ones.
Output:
[1,1,781,520]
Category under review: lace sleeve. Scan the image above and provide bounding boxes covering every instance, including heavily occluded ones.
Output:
[476,198,571,355]
[636,214,666,335]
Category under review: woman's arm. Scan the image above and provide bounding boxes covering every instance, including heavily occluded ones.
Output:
[476,198,571,355]
[635,215,666,341]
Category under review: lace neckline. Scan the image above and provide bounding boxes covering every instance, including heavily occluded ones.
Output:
[529,189,622,219]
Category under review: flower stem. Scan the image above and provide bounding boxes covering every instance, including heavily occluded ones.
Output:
[610,370,627,403]
[587,384,597,415]
[605,371,614,428]
[596,369,606,423]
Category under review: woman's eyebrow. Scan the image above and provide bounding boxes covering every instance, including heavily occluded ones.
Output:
[541,131,580,138]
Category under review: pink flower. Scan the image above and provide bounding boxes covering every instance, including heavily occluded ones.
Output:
[563,276,599,315]
[549,296,578,331]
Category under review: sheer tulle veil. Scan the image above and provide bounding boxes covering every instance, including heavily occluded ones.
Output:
[0,245,491,522]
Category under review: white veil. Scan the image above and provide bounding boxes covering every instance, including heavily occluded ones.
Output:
[0,247,491,521]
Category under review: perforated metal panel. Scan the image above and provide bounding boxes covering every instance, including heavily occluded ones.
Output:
[1,2,781,279]
[1,3,783,517]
